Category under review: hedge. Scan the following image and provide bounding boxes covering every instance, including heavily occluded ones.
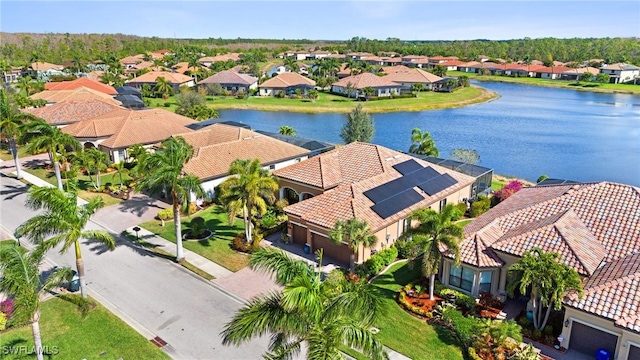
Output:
[358,246,398,277]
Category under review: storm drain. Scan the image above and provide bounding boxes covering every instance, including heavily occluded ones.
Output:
[150,336,168,348]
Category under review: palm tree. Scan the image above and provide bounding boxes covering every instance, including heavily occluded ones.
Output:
[362,86,375,100]
[15,186,116,299]
[0,245,73,360]
[218,159,278,244]
[154,77,172,99]
[112,161,129,188]
[135,136,205,262]
[81,148,109,189]
[278,125,296,136]
[329,218,377,272]
[402,205,463,300]
[507,248,583,331]
[408,128,439,157]
[221,247,387,360]
[0,89,37,180]
[17,75,33,96]
[21,119,81,190]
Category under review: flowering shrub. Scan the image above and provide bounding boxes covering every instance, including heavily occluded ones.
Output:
[494,180,523,202]
[0,299,14,318]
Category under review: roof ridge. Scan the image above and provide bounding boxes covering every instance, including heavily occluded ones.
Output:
[105,110,135,147]
[318,155,326,189]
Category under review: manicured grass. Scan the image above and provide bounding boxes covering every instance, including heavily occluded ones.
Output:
[0,145,32,161]
[456,219,473,227]
[139,205,250,272]
[0,297,169,359]
[370,261,464,360]
[146,86,497,114]
[447,70,640,94]
[491,178,506,191]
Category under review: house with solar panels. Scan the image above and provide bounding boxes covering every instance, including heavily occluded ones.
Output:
[273,142,476,266]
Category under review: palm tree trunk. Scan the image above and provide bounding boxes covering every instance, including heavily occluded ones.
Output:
[243,205,252,243]
[31,312,44,360]
[430,274,436,300]
[349,253,355,274]
[53,159,63,191]
[75,240,88,299]
[10,138,22,179]
[172,189,184,263]
[96,169,101,188]
[540,302,553,330]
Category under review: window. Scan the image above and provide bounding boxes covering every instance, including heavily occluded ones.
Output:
[402,218,411,232]
[295,158,301,163]
[269,164,276,170]
[479,271,492,293]
[449,265,474,292]
[439,198,447,212]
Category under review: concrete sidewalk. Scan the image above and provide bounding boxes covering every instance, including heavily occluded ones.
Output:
[126,226,234,279]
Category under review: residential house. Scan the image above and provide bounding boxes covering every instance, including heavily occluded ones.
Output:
[258,72,315,97]
[3,66,22,83]
[380,65,412,74]
[560,67,600,81]
[336,64,352,79]
[126,71,195,90]
[443,181,640,360]
[175,124,311,197]
[401,55,430,68]
[439,60,464,71]
[600,63,640,84]
[61,108,195,162]
[198,70,258,94]
[22,99,123,128]
[26,62,65,79]
[29,86,122,105]
[171,62,202,75]
[478,55,491,62]
[198,53,243,67]
[309,50,331,60]
[346,52,375,61]
[428,56,459,65]
[384,68,443,91]
[533,66,573,79]
[274,142,475,265]
[120,54,145,69]
[457,61,484,73]
[380,57,402,66]
[331,73,402,97]
[43,77,118,95]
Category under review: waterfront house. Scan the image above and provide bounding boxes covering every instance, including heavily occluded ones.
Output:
[533,66,573,80]
[175,123,311,197]
[560,67,601,81]
[198,70,258,94]
[61,108,195,163]
[600,63,640,84]
[331,73,402,98]
[258,72,315,97]
[274,142,475,266]
[126,71,195,91]
[445,181,640,360]
[384,68,443,90]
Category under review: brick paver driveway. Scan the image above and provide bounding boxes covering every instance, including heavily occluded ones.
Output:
[91,192,171,233]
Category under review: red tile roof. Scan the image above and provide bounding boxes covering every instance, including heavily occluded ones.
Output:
[179,124,310,180]
[332,73,400,89]
[126,71,193,85]
[44,77,117,95]
[23,99,123,126]
[30,62,63,71]
[29,87,121,105]
[384,68,443,84]
[534,66,573,74]
[260,72,315,88]
[199,70,258,86]
[380,65,412,74]
[457,182,640,331]
[279,143,475,232]
[62,108,195,149]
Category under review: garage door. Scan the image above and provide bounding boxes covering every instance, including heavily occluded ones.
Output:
[569,322,618,356]
[291,224,307,245]
[312,233,351,265]
[628,344,640,360]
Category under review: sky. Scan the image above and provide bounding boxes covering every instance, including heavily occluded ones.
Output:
[1,1,638,41]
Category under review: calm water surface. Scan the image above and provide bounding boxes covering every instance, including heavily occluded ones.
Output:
[218,82,640,186]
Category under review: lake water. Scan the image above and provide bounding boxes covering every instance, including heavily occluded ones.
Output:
[217,82,640,186]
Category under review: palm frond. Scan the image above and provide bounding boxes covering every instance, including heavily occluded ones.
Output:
[81,230,116,250]
[250,248,313,285]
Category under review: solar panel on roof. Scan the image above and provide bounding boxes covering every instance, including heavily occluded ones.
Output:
[371,189,424,219]
[364,166,440,203]
[418,174,458,195]
[393,160,423,175]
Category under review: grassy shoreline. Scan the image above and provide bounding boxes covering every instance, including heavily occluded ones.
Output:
[447,70,640,95]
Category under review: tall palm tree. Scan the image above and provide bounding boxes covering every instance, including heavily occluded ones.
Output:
[219,158,278,244]
[15,186,116,299]
[279,125,296,136]
[0,89,37,180]
[0,245,73,360]
[135,136,205,262]
[329,217,377,272]
[112,161,129,188]
[221,247,387,360]
[507,248,583,331]
[78,148,109,189]
[21,119,81,190]
[154,76,173,99]
[403,204,463,300]
[17,75,33,96]
[408,128,439,157]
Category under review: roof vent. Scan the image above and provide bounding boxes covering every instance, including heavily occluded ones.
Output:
[385,157,394,161]
[393,154,402,159]
[242,136,252,140]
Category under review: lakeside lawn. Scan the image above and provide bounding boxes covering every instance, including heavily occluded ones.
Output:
[447,70,640,94]
[146,86,496,114]
[139,205,250,272]
[369,261,464,360]
[0,297,169,360]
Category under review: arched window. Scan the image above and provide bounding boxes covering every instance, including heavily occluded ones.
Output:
[284,188,299,204]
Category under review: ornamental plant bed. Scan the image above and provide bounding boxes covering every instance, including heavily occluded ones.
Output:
[400,290,444,315]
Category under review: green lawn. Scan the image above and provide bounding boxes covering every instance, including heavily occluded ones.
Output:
[0,145,32,161]
[370,261,464,360]
[0,297,169,360]
[139,205,250,272]
[146,86,496,114]
[456,219,473,227]
[447,70,640,94]
[491,178,506,191]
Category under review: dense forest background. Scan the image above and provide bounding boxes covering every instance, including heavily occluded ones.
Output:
[1,32,638,65]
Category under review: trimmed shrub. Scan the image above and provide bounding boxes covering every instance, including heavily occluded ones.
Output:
[441,307,479,346]
[543,324,554,336]
[259,212,278,229]
[377,246,398,264]
[190,217,206,238]
[231,234,254,253]
[454,202,468,219]
[470,196,490,217]
[440,288,477,309]
[157,208,174,221]
[0,312,6,331]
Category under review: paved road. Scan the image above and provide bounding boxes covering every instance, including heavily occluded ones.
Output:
[0,175,272,360]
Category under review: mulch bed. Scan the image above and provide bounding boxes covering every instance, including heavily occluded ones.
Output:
[404,292,444,313]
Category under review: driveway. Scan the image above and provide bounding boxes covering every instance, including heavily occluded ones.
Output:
[92,192,171,233]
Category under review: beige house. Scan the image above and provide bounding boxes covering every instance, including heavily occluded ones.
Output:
[274,142,475,265]
[447,181,640,359]
[61,108,195,163]
[259,73,315,97]
[126,71,195,90]
[331,73,402,98]
[384,68,443,90]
